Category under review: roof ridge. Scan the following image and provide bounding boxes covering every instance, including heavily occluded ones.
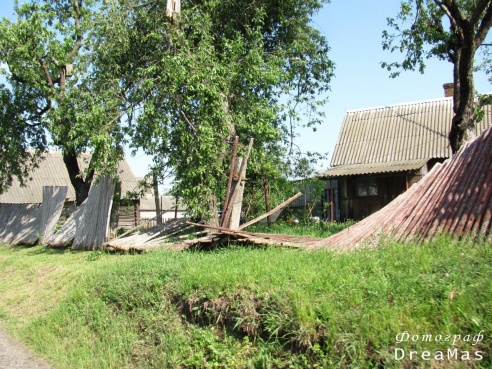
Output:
[346,96,454,113]
[346,91,492,113]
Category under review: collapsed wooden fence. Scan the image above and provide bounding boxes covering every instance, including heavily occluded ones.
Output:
[0,176,115,250]
[5,127,488,252]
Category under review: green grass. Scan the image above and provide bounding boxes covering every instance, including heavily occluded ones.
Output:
[247,219,356,237]
[0,235,491,368]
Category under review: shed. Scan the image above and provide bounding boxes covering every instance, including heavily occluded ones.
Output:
[140,195,187,225]
[319,92,492,221]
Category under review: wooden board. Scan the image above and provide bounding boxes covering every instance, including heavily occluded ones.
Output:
[39,186,68,242]
[72,176,115,250]
[0,204,42,245]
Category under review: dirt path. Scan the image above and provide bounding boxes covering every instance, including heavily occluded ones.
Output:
[0,328,54,369]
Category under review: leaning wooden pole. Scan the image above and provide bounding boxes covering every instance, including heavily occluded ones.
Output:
[236,192,302,230]
[220,136,239,227]
[222,138,254,228]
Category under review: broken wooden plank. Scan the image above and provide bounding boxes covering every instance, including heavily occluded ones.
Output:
[104,218,189,248]
[39,186,68,242]
[236,192,302,230]
[72,176,115,251]
[45,202,86,247]
[187,221,322,248]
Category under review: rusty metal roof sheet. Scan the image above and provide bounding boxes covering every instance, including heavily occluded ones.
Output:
[319,159,428,177]
[0,151,140,204]
[329,97,492,170]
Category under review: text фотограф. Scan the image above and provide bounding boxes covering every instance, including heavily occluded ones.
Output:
[394,331,485,362]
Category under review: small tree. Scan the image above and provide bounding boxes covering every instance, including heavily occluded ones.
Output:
[382,0,492,153]
[0,0,126,204]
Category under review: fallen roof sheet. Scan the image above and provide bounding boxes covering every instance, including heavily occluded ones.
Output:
[311,127,492,251]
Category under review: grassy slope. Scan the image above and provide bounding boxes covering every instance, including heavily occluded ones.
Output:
[0,236,491,368]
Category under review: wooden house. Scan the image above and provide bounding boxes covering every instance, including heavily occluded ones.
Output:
[319,89,492,221]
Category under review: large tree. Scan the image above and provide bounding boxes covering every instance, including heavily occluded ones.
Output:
[382,0,492,153]
[97,0,334,222]
[0,0,125,205]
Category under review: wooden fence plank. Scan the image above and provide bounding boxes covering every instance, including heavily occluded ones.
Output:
[72,176,115,250]
[39,186,68,242]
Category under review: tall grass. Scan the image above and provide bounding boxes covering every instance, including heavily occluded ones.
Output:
[0,236,491,368]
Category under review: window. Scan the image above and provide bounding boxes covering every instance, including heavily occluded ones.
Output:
[356,177,378,197]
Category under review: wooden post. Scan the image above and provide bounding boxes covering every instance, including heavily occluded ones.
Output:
[222,138,253,228]
[153,172,162,225]
[263,179,271,225]
[228,157,246,229]
[221,136,239,227]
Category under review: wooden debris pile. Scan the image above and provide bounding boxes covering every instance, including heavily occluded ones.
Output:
[186,222,323,248]
[104,218,202,252]
[311,126,492,251]
[104,136,320,252]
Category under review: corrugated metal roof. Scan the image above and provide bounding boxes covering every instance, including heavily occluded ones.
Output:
[319,159,428,177]
[0,151,140,204]
[329,97,492,169]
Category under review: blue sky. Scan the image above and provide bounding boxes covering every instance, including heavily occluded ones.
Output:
[2,1,491,180]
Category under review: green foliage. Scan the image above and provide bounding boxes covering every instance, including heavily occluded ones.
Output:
[1,236,491,368]
[248,219,355,237]
[382,0,492,151]
[96,0,334,220]
[0,0,126,197]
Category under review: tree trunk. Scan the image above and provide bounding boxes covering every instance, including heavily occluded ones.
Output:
[263,178,271,225]
[206,193,220,227]
[448,28,477,154]
[63,148,94,206]
[202,92,236,227]
[153,172,162,225]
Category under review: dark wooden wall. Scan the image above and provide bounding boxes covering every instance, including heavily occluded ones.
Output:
[337,174,418,221]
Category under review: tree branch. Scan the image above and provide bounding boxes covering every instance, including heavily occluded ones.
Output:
[437,0,465,28]
[474,3,492,46]
[471,0,491,25]
[69,0,84,60]
[10,71,34,85]
[37,56,53,87]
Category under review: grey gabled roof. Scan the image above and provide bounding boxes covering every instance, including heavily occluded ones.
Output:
[0,151,140,204]
[320,96,492,177]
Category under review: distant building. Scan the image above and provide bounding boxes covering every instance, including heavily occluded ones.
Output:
[140,195,187,225]
[319,85,492,221]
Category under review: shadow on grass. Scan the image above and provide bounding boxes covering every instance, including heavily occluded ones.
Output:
[7,243,70,255]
